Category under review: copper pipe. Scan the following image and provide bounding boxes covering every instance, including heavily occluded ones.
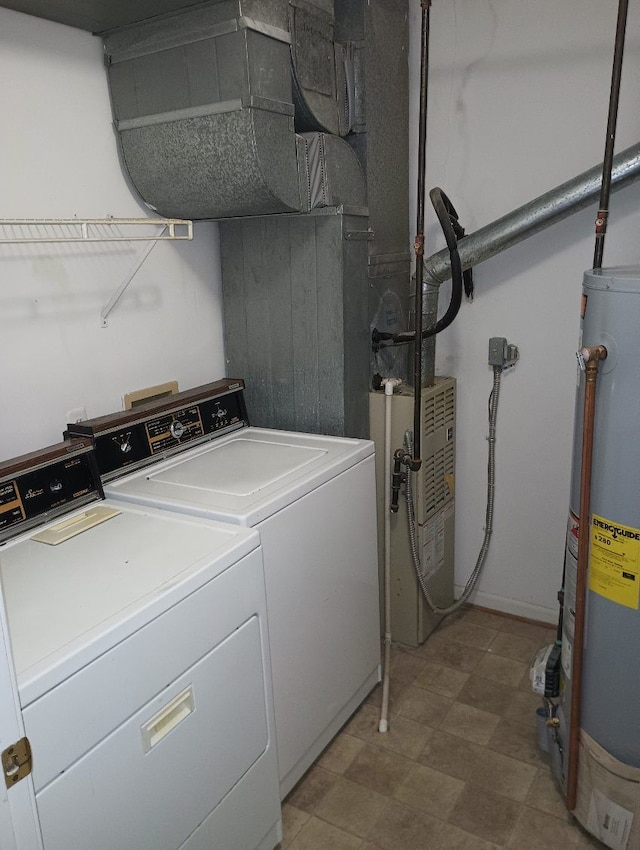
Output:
[566,344,607,811]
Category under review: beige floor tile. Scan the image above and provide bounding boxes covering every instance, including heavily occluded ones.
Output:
[467,747,538,802]
[487,718,547,767]
[488,631,540,664]
[346,702,435,760]
[315,777,388,839]
[416,632,486,673]
[507,806,582,849]
[280,804,311,848]
[344,702,386,738]
[575,824,607,847]
[365,680,409,711]
[440,701,501,745]
[393,762,465,820]
[367,808,502,850]
[504,689,543,727]
[286,765,340,813]
[366,799,446,850]
[344,743,413,796]
[458,606,510,632]
[433,821,503,850]
[418,731,484,782]
[525,767,571,821]
[389,649,429,685]
[456,674,514,716]
[317,733,366,775]
[285,625,594,850]
[413,661,470,699]
[287,816,364,850]
[518,666,538,693]
[498,617,556,644]
[395,684,453,728]
[475,652,528,688]
[434,617,498,650]
[448,784,523,845]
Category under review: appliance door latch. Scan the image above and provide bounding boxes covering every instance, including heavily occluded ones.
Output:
[2,737,32,788]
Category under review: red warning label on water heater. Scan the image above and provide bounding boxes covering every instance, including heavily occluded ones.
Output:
[590,514,640,610]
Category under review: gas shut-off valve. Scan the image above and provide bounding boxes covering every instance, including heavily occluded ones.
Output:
[488,337,519,368]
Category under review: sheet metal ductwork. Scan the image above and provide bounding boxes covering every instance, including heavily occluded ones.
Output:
[220,0,410,438]
[99,0,410,438]
[102,0,361,219]
[289,0,352,136]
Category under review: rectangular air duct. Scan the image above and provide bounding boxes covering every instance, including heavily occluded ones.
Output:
[221,206,370,438]
[103,1,302,219]
[370,378,456,646]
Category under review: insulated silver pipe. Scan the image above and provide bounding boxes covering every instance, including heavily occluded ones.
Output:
[420,141,640,385]
[423,141,640,287]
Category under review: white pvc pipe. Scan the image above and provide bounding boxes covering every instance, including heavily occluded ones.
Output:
[379,378,401,734]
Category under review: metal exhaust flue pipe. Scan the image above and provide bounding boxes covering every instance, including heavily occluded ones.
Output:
[422,141,640,288]
[415,140,640,386]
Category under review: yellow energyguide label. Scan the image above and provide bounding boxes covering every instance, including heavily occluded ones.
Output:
[590,514,640,610]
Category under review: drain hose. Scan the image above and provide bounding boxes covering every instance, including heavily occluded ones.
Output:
[405,365,503,615]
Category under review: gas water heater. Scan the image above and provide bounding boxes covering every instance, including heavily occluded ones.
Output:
[555,266,640,844]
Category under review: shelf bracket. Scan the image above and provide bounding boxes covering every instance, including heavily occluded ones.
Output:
[100,238,159,327]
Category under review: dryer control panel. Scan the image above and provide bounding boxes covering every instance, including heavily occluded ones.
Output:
[0,439,102,543]
[66,379,249,481]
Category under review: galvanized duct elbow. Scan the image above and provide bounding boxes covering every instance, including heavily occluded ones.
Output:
[103,0,362,220]
[117,105,301,220]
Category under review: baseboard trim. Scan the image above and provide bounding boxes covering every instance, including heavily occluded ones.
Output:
[454,586,557,625]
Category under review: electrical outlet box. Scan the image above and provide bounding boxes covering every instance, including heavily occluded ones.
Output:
[488,337,519,367]
[488,337,507,366]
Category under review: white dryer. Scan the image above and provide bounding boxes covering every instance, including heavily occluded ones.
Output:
[0,438,281,850]
[68,380,381,797]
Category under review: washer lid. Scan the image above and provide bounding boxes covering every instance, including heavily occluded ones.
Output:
[152,438,326,495]
[106,427,374,525]
[0,499,259,705]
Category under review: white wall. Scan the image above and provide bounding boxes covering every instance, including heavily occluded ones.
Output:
[408,0,640,622]
[0,9,226,458]
[3,3,639,624]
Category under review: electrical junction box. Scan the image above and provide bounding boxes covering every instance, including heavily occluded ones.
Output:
[369,377,456,646]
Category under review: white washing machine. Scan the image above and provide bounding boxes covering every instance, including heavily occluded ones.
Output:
[68,379,381,797]
[0,438,281,850]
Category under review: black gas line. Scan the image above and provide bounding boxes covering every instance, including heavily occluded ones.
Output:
[407,0,432,473]
[593,0,629,269]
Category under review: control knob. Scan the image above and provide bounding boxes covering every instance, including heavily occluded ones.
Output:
[114,433,132,454]
[170,420,185,439]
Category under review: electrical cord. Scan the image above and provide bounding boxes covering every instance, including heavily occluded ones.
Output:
[404,364,503,615]
[372,187,472,350]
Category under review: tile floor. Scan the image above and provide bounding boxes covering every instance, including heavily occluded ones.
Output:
[276,606,604,850]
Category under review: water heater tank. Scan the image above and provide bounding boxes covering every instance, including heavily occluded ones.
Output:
[558,267,640,839]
